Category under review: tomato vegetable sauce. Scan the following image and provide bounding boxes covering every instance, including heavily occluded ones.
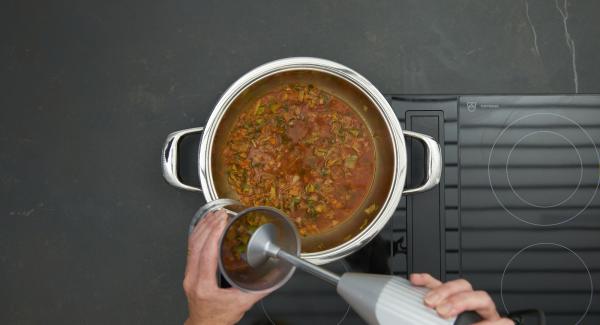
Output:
[223,84,376,237]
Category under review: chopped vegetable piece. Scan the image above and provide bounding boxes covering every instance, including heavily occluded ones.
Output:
[345,155,358,169]
[270,103,281,113]
[315,204,326,213]
[255,105,265,115]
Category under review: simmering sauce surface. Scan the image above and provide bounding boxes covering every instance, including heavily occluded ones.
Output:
[223,84,376,237]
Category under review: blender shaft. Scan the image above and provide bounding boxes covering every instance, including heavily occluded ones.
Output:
[274,249,341,286]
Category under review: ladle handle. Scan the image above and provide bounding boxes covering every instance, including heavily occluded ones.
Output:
[275,249,340,286]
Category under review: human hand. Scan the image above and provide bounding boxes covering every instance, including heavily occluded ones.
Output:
[410,273,514,325]
[183,210,270,325]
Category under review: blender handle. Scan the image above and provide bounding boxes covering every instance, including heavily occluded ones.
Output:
[337,273,482,325]
[161,127,204,192]
[402,130,443,194]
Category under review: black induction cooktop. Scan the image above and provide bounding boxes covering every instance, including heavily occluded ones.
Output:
[182,95,600,325]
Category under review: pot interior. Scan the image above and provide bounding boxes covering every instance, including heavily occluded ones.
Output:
[210,68,395,253]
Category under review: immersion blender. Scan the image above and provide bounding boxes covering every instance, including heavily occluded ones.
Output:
[216,206,482,325]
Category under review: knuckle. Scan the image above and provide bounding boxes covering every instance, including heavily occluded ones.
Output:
[192,285,212,299]
[475,290,493,303]
[188,237,201,248]
[182,279,193,293]
[431,287,450,299]
[438,283,457,295]
[205,212,217,221]
[427,286,444,298]
[183,280,214,300]
[455,279,473,290]
[447,295,464,308]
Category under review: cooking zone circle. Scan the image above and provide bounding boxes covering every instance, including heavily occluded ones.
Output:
[500,243,593,325]
[506,130,583,208]
[488,112,600,226]
[260,260,351,324]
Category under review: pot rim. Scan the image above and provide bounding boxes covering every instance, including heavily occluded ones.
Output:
[198,57,406,264]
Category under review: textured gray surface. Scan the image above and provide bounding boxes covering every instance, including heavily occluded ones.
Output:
[1,0,600,324]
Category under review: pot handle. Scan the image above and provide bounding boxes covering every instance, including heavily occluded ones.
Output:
[161,127,205,192]
[402,130,443,194]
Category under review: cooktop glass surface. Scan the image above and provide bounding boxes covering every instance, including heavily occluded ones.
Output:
[457,96,599,325]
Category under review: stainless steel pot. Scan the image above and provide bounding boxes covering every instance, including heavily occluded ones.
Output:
[161,57,442,265]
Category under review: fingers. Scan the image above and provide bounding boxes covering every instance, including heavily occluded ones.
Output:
[188,211,214,245]
[424,278,473,307]
[189,212,208,238]
[197,210,228,280]
[435,290,500,321]
[412,275,504,323]
[185,211,223,280]
[410,273,442,289]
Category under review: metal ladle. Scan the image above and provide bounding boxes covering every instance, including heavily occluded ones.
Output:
[245,223,482,325]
